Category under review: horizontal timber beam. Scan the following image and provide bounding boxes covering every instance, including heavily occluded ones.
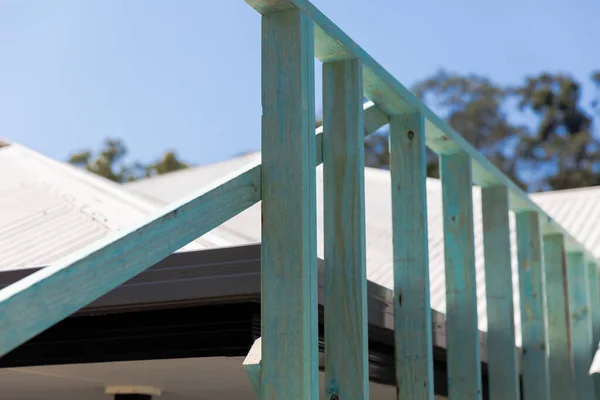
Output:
[0,99,386,360]
[244,0,600,262]
[0,162,262,358]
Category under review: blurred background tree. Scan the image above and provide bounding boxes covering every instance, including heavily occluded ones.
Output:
[68,138,189,183]
[69,69,599,192]
[359,69,599,192]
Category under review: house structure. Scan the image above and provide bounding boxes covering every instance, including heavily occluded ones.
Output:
[0,2,597,397]
[1,136,597,399]
[0,141,445,399]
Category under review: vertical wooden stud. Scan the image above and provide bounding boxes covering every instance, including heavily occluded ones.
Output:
[515,211,549,400]
[440,150,482,399]
[260,7,318,400]
[390,112,434,399]
[322,58,369,400]
[481,186,520,400]
[567,252,595,399]
[543,234,575,399]
[589,262,600,399]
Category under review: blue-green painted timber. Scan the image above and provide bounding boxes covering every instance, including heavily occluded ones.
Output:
[567,252,595,399]
[322,58,369,400]
[240,101,386,400]
[0,162,261,358]
[481,186,519,400]
[440,150,482,399]
[245,0,600,260]
[390,112,434,399]
[4,3,600,400]
[543,233,575,399]
[589,262,600,399]
[515,211,549,400]
[260,7,318,400]
[315,101,388,166]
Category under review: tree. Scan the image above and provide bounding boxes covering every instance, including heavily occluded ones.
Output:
[68,138,190,183]
[361,70,527,187]
[145,151,189,177]
[68,138,133,182]
[514,72,600,191]
[413,70,526,186]
[359,69,600,192]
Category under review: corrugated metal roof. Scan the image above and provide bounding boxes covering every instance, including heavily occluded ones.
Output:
[530,186,600,259]
[0,142,248,271]
[125,154,525,345]
[2,137,588,348]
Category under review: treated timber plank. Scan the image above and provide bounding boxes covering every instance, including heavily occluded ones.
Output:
[589,262,600,399]
[244,0,598,258]
[440,150,482,399]
[322,58,369,400]
[567,253,595,399]
[243,101,386,399]
[515,211,549,400]
[481,186,519,400]
[0,162,261,358]
[315,101,389,166]
[543,234,575,399]
[390,112,434,399]
[260,7,318,400]
[0,99,386,363]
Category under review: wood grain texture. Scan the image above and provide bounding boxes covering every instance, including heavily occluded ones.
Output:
[244,0,600,257]
[481,186,519,400]
[389,112,434,399]
[567,252,595,399]
[260,7,318,400]
[440,151,482,399]
[515,211,549,400]
[322,58,369,400]
[588,262,600,399]
[315,101,389,167]
[240,100,386,399]
[543,234,575,400]
[0,162,261,358]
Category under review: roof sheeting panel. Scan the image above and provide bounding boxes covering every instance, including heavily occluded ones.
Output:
[125,156,525,345]
[0,142,240,271]
[531,187,600,259]
[0,149,109,271]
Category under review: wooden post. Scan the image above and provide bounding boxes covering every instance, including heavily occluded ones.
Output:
[543,234,575,399]
[390,112,434,399]
[481,186,519,400]
[260,6,318,400]
[589,262,600,399]
[322,58,369,400]
[515,211,549,399]
[440,150,482,399]
[567,252,595,399]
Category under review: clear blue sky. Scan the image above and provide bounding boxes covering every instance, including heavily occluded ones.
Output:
[1,0,598,166]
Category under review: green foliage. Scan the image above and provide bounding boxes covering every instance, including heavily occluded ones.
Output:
[361,69,599,192]
[68,138,190,183]
[514,73,598,191]
[412,70,526,186]
[70,70,599,192]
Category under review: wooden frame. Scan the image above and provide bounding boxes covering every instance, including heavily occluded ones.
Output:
[1,1,599,399]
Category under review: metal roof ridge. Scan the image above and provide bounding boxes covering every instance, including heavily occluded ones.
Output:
[7,142,160,217]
